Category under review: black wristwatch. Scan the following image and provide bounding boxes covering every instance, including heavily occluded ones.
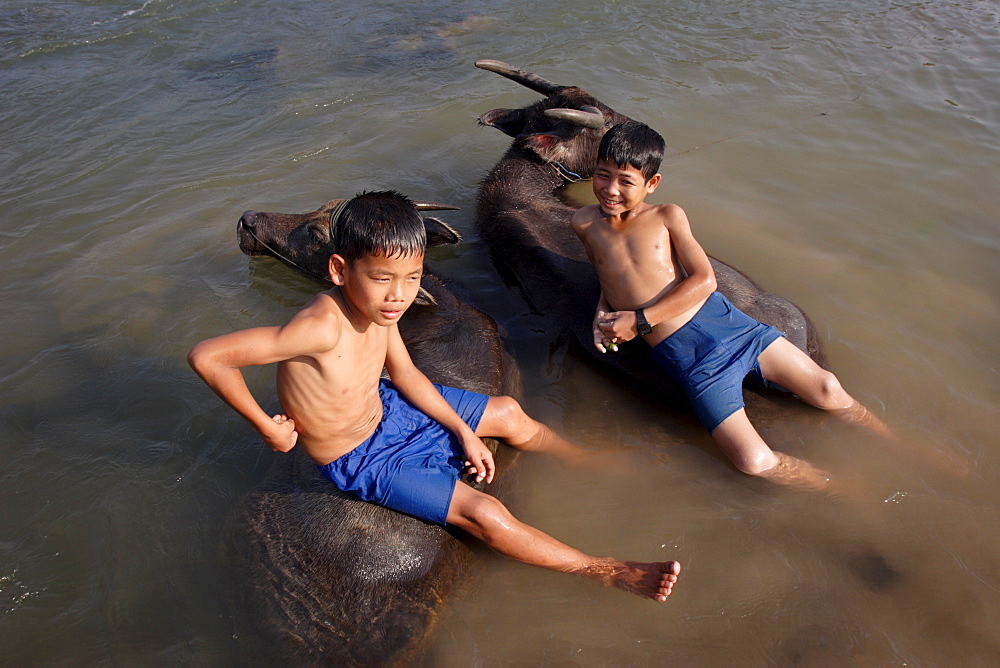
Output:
[635,309,652,336]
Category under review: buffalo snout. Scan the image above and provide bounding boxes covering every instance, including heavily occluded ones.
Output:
[236,210,266,256]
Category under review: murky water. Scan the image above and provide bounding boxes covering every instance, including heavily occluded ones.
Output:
[2,0,997,664]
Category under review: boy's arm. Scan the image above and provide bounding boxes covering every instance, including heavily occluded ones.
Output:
[643,203,717,326]
[383,326,496,483]
[187,312,338,452]
[573,206,617,353]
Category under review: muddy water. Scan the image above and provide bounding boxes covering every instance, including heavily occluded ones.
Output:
[1,0,997,664]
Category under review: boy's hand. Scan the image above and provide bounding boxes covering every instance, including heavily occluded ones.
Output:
[262,414,298,452]
[597,311,638,346]
[592,324,613,353]
[593,310,619,353]
[461,434,495,484]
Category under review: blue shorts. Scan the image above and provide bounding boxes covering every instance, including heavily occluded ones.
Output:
[651,292,783,433]
[317,380,490,525]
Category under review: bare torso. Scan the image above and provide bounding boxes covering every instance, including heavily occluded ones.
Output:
[276,290,388,465]
[575,202,709,347]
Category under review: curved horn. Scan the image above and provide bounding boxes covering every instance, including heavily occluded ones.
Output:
[475,59,564,96]
[413,201,460,211]
[414,285,438,307]
[544,105,605,129]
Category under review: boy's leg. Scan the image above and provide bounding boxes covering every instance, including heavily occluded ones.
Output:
[446,482,680,601]
[710,409,831,489]
[756,338,894,439]
[474,396,582,459]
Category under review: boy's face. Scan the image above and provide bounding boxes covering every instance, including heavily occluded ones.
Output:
[329,251,424,326]
[592,158,661,216]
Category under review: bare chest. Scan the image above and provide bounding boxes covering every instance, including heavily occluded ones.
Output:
[590,224,676,278]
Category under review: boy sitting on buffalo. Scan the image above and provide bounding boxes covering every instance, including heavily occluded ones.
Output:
[571,122,892,488]
[189,189,680,601]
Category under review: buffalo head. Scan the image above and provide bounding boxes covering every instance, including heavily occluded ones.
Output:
[237,197,462,283]
[475,59,631,181]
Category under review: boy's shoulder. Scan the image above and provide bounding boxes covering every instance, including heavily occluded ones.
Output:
[571,203,603,228]
[282,288,348,348]
[297,288,341,316]
[638,201,687,226]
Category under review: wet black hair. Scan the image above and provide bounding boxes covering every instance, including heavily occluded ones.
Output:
[597,121,665,181]
[333,190,426,261]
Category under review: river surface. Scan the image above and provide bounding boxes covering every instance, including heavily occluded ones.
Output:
[1,0,998,664]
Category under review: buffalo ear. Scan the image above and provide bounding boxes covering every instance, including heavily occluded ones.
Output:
[424,217,462,248]
[478,108,526,137]
[308,221,331,245]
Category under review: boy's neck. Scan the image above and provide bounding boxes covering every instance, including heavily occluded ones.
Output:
[601,200,649,227]
[327,286,376,332]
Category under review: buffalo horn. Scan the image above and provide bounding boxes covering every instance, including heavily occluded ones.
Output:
[475,59,564,96]
[544,105,605,129]
[413,201,460,211]
[414,285,438,306]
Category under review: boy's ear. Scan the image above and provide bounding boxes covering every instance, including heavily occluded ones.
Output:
[328,254,347,285]
[646,173,662,192]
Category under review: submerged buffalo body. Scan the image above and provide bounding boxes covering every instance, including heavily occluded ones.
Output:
[233,201,519,664]
[473,60,825,414]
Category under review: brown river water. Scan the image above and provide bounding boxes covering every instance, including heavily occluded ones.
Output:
[1,0,997,664]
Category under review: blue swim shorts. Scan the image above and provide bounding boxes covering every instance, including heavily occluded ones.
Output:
[317,379,489,525]
[651,292,783,433]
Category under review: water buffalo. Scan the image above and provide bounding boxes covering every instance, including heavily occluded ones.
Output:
[473,59,825,418]
[232,199,520,664]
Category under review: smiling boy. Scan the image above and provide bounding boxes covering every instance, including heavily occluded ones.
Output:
[571,122,891,488]
[189,190,680,601]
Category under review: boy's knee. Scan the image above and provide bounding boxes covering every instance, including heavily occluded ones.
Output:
[814,371,849,410]
[484,395,532,439]
[489,395,522,421]
[458,491,510,531]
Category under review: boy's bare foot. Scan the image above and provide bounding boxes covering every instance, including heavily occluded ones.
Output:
[581,559,681,602]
